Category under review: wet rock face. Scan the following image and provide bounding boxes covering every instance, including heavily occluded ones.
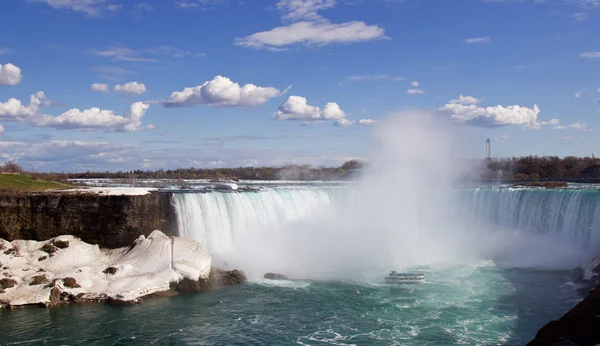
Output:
[62,277,81,289]
[53,240,70,249]
[103,267,118,275]
[171,268,247,293]
[29,275,49,286]
[41,244,58,254]
[0,192,176,248]
[0,278,17,289]
[527,285,600,346]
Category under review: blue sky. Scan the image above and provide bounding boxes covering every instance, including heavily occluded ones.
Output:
[0,0,599,172]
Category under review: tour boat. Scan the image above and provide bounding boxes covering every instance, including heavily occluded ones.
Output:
[385,270,425,284]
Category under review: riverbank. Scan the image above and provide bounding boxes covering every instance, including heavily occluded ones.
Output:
[0,231,246,309]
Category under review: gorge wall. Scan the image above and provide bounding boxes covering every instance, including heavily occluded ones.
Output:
[0,192,176,248]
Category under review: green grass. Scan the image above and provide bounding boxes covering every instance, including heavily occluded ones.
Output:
[0,174,73,192]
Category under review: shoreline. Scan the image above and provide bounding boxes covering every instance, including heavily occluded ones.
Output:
[0,231,246,310]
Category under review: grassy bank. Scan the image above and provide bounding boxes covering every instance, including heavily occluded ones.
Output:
[0,174,72,192]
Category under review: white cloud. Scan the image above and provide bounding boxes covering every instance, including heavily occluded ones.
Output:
[571,12,588,21]
[91,83,109,92]
[277,0,336,22]
[0,125,4,135]
[236,21,387,51]
[114,81,147,95]
[0,98,39,121]
[449,94,482,105]
[411,81,420,87]
[26,0,107,16]
[406,88,424,95]
[334,117,376,127]
[347,74,405,82]
[465,37,491,44]
[0,48,14,55]
[235,0,387,50]
[1,92,153,132]
[31,102,154,132]
[580,52,600,58]
[273,96,347,122]
[0,63,23,86]
[552,122,592,131]
[575,89,586,98]
[334,118,354,127]
[161,75,286,108]
[440,95,547,128]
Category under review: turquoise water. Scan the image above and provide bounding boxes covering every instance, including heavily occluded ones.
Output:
[2,184,596,345]
[0,262,579,345]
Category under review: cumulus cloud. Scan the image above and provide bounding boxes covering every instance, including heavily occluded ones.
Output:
[0,92,153,132]
[580,52,600,58]
[273,96,346,121]
[114,81,147,95]
[0,92,47,121]
[465,37,491,44]
[0,124,4,135]
[0,63,23,86]
[31,102,153,132]
[411,81,420,87]
[552,122,592,131]
[161,75,286,108]
[440,95,550,128]
[449,94,482,105]
[575,89,586,98]
[406,88,424,95]
[91,83,109,92]
[333,118,376,127]
[235,0,387,50]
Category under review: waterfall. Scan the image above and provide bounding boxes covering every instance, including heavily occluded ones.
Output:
[173,188,345,256]
[173,186,600,258]
[458,187,600,248]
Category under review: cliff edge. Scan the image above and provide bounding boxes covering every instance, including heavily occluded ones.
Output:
[0,189,176,248]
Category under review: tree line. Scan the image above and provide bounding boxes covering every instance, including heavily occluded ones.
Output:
[3,156,600,182]
[483,155,600,181]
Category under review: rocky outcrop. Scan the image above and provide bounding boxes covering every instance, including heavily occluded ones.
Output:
[0,231,246,309]
[527,285,600,346]
[0,191,176,248]
[513,181,568,188]
[574,256,600,296]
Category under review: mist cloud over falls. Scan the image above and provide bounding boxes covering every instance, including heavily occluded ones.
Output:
[177,110,594,280]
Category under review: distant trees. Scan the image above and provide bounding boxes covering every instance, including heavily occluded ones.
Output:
[484,155,600,180]
[0,161,23,174]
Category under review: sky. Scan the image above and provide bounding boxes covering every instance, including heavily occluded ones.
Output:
[0,0,599,172]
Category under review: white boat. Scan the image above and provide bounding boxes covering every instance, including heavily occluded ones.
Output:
[385,270,425,284]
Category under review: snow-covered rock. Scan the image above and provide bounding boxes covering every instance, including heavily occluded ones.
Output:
[0,231,212,308]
